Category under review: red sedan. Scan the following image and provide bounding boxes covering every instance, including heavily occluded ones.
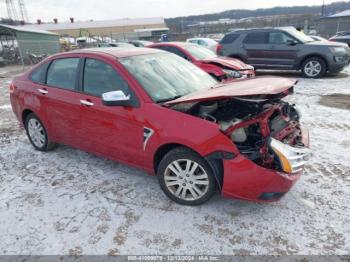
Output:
[149,42,255,81]
[10,47,310,205]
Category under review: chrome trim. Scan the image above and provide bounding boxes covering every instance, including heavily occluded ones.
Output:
[143,127,154,151]
[38,89,48,94]
[80,100,94,106]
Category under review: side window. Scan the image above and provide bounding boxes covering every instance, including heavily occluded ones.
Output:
[83,58,130,97]
[220,34,240,44]
[47,58,79,90]
[30,62,49,84]
[269,32,295,44]
[166,47,188,59]
[198,40,207,46]
[243,32,268,44]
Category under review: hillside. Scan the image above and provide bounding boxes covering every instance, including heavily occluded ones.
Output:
[165,1,350,26]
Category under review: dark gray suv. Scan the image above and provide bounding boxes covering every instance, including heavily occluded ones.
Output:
[218,27,350,78]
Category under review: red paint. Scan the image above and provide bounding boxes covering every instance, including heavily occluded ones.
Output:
[149,42,255,79]
[166,76,297,105]
[10,48,307,202]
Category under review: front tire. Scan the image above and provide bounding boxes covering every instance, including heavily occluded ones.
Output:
[301,57,327,78]
[25,113,57,151]
[157,147,217,206]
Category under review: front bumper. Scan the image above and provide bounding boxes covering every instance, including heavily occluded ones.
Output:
[221,128,310,202]
[328,53,350,72]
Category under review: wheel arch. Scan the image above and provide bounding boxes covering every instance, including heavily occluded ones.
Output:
[153,143,224,191]
[22,109,34,124]
[299,54,329,70]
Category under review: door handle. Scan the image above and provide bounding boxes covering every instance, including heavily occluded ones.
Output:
[80,100,94,106]
[38,88,48,95]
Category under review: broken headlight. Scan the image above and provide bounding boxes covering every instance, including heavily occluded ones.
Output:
[222,69,241,78]
[269,138,311,174]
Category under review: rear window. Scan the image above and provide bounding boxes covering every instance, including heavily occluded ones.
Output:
[47,58,80,90]
[30,63,49,84]
[243,32,268,44]
[220,34,240,44]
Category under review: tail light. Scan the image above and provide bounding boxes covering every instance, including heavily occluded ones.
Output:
[216,44,223,55]
[9,82,16,93]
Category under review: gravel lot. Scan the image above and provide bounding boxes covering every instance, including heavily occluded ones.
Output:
[0,65,349,255]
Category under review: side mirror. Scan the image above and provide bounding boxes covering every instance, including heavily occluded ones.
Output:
[102,90,132,107]
[286,39,298,46]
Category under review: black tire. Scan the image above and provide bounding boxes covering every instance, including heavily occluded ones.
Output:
[24,113,57,151]
[301,57,327,78]
[157,147,217,206]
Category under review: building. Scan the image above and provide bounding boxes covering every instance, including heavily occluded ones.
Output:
[0,24,59,65]
[21,17,169,40]
[319,10,350,37]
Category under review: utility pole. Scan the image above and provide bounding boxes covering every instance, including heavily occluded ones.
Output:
[321,0,326,17]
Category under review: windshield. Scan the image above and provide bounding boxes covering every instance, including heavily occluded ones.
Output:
[284,29,314,43]
[183,45,217,60]
[119,53,217,103]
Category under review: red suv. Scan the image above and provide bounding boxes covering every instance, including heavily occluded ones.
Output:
[10,48,310,205]
[149,42,255,81]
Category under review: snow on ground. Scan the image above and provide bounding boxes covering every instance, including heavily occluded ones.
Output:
[0,66,349,255]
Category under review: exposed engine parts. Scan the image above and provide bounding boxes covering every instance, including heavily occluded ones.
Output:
[172,97,305,172]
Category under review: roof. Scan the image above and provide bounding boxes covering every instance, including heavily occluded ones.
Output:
[325,10,350,19]
[150,41,195,47]
[134,27,169,32]
[0,24,58,36]
[64,47,164,58]
[22,17,165,31]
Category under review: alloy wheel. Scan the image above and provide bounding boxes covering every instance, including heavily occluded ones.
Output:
[27,118,46,148]
[304,60,322,77]
[164,159,209,201]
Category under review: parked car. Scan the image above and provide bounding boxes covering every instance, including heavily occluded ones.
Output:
[149,42,255,81]
[10,48,311,205]
[186,37,218,52]
[309,35,328,42]
[218,27,350,78]
[329,31,350,47]
[129,40,154,47]
[98,42,135,48]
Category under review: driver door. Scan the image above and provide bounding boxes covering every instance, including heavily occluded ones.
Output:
[267,31,300,68]
[76,57,144,167]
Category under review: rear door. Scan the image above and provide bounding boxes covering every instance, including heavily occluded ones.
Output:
[38,56,83,146]
[75,56,144,166]
[242,32,271,67]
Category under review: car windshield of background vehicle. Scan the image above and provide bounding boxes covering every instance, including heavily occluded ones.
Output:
[119,53,217,103]
[285,29,314,43]
[183,45,217,60]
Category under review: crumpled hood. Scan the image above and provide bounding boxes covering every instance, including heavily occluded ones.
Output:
[202,56,254,70]
[166,76,297,105]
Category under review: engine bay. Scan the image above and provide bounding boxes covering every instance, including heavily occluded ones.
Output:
[170,97,306,171]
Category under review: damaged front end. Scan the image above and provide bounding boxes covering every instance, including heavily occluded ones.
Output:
[170,91,311,176]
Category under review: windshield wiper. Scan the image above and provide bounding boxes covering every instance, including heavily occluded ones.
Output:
[156,95,183,104]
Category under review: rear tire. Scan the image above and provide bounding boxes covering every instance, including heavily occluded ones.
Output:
[157,147,216,206]
[24,113,57,151]
[301,57,327,78]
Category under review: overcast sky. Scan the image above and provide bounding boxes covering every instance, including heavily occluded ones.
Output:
[0,0,342,22]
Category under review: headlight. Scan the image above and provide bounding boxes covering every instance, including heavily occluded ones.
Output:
[329,47,346,53]
[222,69,241,78]
[269,138,311,174]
